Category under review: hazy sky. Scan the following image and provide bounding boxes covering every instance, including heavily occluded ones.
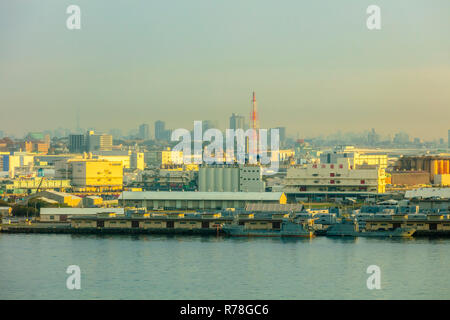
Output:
[1,0,450,139]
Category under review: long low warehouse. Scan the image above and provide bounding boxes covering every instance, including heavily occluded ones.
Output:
[119,191,287,210]
[40,207,125,222]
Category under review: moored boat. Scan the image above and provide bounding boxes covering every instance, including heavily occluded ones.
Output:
[326,219,416,238]
[223,219,314,238]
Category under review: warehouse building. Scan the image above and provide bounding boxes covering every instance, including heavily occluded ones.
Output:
[283,157,386,200]
[392,155,450,186]
[55,155,123,192]
[27,190,82,207]
[40,207,124,222]
[119,191,286,210]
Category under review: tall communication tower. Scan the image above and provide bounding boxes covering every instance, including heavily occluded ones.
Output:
[249,91,259,160]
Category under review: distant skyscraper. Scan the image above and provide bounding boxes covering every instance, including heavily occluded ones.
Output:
[139,123,150,140]
[448,129,450,148]
[202,120,218,132]
[229,113,245,130]
[109,128,123,139]
[0,130,4,139]
[393,132,410,145]
[368,128,379,146]
[275,126,286,147]
[155,120,166,140]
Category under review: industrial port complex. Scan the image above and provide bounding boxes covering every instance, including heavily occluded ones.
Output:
[1,95,450,239]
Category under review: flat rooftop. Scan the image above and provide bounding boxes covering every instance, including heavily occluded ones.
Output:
[120,191,284,201]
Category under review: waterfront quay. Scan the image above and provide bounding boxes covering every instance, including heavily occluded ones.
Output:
[3,208,450,237]
[1,211,232,235]
[0,208,314,236]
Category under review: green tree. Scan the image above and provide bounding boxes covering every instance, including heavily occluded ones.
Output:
[11,205,38,217]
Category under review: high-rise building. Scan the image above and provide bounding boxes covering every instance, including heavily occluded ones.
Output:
[154,121,171,141]
[108,128,122,139]
[393,132,410,145]
[86,131,113,152]
[202,120,218,132]
[138,123,150,140]
[130,152,145,170]
[448,129,450,149]
[368,128,379,146]
[275,126,286,147]
[229,113,245,130]
[155,120,166,140]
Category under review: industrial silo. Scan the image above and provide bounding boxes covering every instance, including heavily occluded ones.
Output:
[224,167,232,192]
[215,167,224,192]
[231,166,239,192]
[206,166,215,192]
[199,167,207,191]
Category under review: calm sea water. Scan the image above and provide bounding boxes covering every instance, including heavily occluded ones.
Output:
[1,233,450,299]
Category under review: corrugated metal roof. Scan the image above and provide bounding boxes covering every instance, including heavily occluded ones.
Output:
[245,203,303,212]
[405,188,450,199]
[121,191,284,201]
[40,208,124,215]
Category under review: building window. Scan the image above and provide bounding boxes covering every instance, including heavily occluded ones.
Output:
[339,164,343,169]
[330,180,335,184]
[361,180,365,184]
[330,173,335,177]
[330,164,334,169]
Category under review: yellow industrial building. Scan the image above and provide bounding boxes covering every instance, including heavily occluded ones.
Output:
[56,156,123,192]
[392,155,450,186]
[27,190,83,208]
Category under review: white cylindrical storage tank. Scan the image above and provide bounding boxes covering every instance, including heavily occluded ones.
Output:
[231,167,239,192]
[199,167,207,192]
[215,167,223,192]
[206,166,215,192]
[224,167,232,192]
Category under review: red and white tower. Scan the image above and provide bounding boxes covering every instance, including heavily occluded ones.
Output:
[249,91,259,161]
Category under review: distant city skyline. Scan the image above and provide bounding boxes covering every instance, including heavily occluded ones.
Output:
[1,1,450,139]
[2,123,449,147]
